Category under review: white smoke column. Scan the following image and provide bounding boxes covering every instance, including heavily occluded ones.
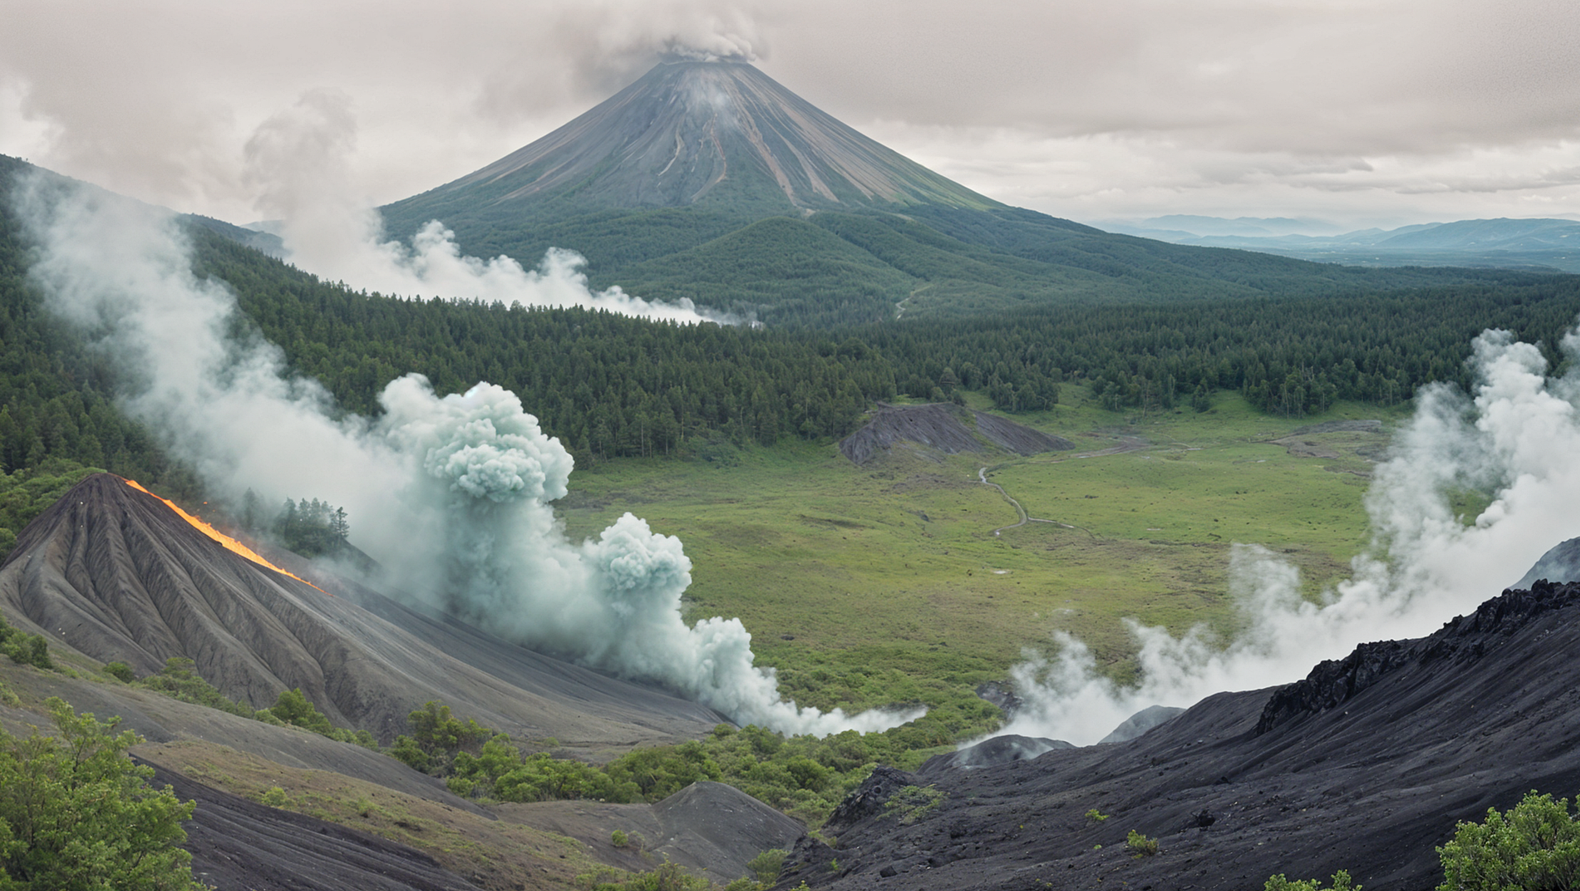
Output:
[17,175,916,737]
[243,90,731,325]
[996,326,1580,746]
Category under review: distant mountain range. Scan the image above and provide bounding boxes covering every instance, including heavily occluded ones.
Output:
[1101,216,1580,273]
[377,60,1534,326]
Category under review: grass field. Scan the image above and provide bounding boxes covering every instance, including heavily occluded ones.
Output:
[558,385,1407,733]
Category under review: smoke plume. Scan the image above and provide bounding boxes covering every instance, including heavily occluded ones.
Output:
[995,326,1580,746]
[17,174,917,737]
[244,90,729,325]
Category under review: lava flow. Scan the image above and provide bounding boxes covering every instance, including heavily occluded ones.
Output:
[121,478,323,591]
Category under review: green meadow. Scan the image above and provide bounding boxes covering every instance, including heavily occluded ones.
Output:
[558,385,1407,730]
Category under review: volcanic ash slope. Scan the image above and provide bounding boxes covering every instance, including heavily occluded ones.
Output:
[0,473,722,749]
[780,581,1580,891]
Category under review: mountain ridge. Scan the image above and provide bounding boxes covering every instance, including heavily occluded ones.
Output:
[374,62,1538,326]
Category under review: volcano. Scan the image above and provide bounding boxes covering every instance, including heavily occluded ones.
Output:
[391,59,995,220]
[0,473,721,748]
[379,60,1503,326]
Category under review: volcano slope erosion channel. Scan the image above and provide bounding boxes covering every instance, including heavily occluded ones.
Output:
[777,580,1580,890]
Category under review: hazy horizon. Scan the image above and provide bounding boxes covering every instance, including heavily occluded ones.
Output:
[4,0,1578,232]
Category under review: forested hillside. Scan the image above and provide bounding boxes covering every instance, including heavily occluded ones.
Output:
[6,151,1580,560]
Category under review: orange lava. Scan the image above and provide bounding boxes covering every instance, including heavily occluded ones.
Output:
[122,478,323,592]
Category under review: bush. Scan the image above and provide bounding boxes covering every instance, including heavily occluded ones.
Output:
[268,688,337,735]
[1265,871,1359,890]
[260,786,289,807]
[611,829,629,848]
[101,661,135,683]
[1126,829,1159,857]
[0,614,52,670]
[137,657,253,717]
[0,697,203,889]
[748,848,788,884]
[1437,791,1580,891]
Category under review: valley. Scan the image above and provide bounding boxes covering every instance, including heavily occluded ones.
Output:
[558,387,1394,730]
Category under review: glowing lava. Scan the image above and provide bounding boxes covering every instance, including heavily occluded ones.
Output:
[122,478,323,591]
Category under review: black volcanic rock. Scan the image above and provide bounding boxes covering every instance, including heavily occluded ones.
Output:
[144,760,483,891]
[0,474,721,748]
[784,580,1580,890]
[919,735,1072,775]
[1098,704,1184,744]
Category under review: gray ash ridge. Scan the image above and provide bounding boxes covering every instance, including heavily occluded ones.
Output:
[778,580,1580,890]
[0,473,721,750]
[837,402,1073,465]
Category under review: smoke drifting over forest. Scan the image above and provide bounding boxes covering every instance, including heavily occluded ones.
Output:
[245,90,730,325]
[997,328,1580,745]
[16,175,917,737]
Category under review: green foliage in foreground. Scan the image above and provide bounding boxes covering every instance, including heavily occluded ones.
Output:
[1437,791,1580,891]
[0,697,202,890]
[1265,870,1359,891]
[392,701,953,827]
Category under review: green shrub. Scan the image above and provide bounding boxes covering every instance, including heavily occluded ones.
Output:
[1265,870,1359,890]
[260,786,289,807]
[101,661,135,683]
[884,785,945,824]
[0,697,203,889]
[1437,791,1580,891]
[747,848,788,884]
[268,688,336,735]
[1086,808,1110,823]
[1126,829,1159,857]
[611,829,629,848]
[137,657,253,717]
[0,615,52,670]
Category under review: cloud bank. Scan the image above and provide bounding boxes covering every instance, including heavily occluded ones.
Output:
[3,0,1578,229]
[17,174,917,737]
[995,324,1580,746]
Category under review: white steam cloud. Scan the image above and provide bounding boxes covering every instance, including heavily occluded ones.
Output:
[17,175,917,737]
[243,90,730,325]
[997,326,1580,746]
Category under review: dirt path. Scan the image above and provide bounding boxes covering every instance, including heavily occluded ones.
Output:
[977,434,1145,537]
[979,466,1084,537]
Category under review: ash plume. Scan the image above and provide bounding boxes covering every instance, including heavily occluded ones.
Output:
[994,325,1580,746]
[244,90,731,325]
[16,174,917,737]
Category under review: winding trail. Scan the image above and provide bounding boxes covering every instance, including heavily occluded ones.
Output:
[980,466,1078,537]
[977,435,1147,538]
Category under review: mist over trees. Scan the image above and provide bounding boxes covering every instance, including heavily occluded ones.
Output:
[3,162,1580,549]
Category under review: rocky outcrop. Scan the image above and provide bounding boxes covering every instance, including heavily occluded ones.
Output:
[838,403,1074,465]
[784,581,1580,891]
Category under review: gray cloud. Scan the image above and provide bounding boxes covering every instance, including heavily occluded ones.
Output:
[3,0,1578,227]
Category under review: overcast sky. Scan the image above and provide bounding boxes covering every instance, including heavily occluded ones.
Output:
[4,0,1579,232]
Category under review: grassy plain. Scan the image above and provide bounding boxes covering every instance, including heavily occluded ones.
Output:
[559,385,1406,729]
